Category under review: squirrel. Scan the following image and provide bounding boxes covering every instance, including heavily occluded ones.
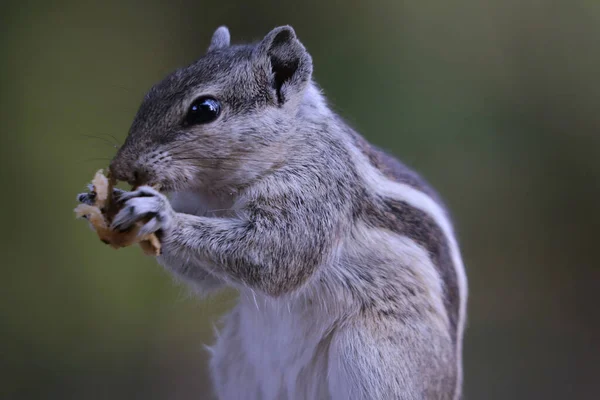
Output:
[78,26,468,400]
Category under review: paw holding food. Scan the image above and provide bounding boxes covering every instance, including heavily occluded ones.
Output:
[74,170,162,256]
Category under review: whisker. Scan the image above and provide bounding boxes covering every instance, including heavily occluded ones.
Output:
[76,157,113,165]
[160,135,198,153]
[88,130,123,147]
[169,161,258,172]
[79,134,120,149]
[107,84,134,93]
[172,156,276,165]
[167,147,281,164]
[103,132,122,147]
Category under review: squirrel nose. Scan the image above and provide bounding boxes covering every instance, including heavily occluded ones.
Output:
[109,147,154,188]
[109,164,149,188]
[108,156,137,186]
[109,162,153,189]
[131,169,150,188]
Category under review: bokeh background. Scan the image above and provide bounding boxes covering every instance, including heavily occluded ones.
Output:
[2,0,599,399]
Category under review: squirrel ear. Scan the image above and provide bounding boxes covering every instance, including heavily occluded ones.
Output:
[208,26,230,52]
[256,26,313,105]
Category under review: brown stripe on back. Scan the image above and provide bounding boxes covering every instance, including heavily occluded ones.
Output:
[346,125,446,207]
[340,119,460,340]
[361,195,460,343]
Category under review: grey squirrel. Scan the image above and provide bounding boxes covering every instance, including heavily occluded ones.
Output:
[78,26,468,400]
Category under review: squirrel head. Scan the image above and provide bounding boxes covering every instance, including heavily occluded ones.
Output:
[110,26,314,193]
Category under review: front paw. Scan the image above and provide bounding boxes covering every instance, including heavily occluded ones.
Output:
[111,186,175,237]
[76,184,127,205]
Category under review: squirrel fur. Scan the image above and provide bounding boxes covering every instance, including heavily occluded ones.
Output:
[79,25,468,400]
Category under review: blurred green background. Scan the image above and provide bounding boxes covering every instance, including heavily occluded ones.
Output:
[2,0,599,399]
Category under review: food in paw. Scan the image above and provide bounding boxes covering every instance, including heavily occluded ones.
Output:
[74,170,161,256]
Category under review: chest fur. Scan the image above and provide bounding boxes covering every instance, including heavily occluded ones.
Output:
[209,294,333,400]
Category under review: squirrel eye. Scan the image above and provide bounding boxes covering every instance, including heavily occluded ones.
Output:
[185,96,221,125]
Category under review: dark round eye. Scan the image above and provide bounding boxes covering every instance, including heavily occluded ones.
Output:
[184,96,221,125]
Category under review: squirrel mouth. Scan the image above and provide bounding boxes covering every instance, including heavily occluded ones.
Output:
[107,165,166,192]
